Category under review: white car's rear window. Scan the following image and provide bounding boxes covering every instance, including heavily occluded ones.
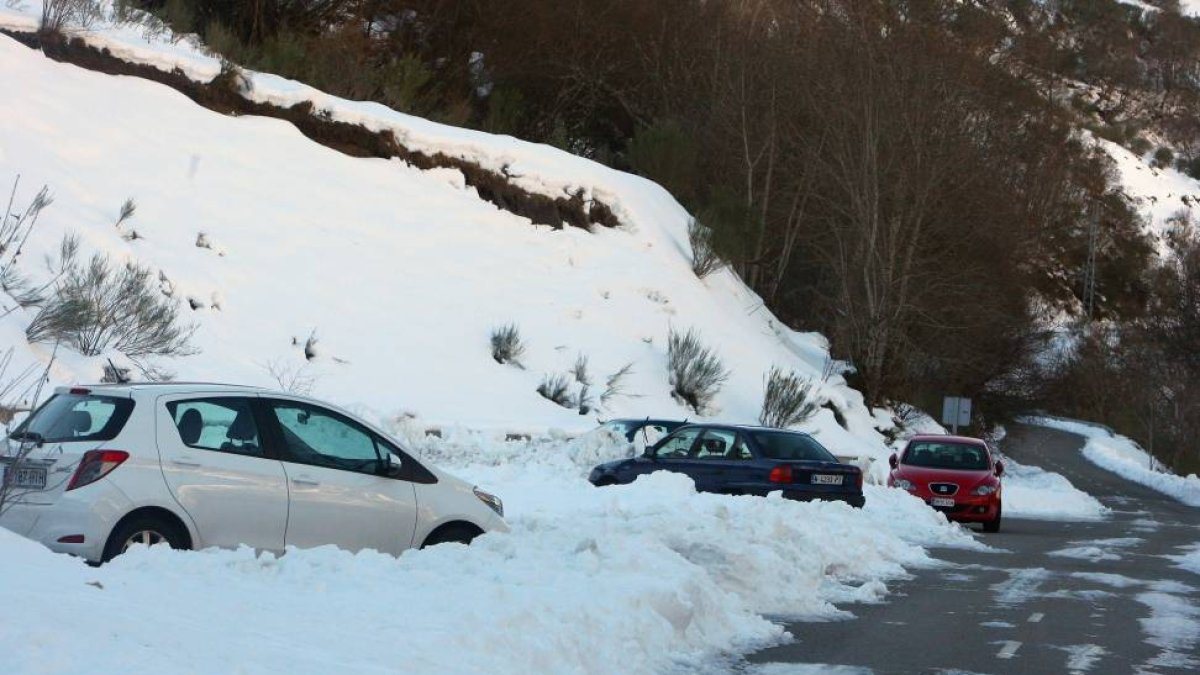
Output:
[9,393,134,444]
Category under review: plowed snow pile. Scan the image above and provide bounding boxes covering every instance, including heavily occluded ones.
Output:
[0,451,983,674]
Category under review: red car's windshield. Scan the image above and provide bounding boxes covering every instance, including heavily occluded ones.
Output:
[902,441,989,471]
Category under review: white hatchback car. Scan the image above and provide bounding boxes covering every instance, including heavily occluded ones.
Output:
[0,383,506,563]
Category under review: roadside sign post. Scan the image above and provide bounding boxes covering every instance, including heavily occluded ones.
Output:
[941,396,972,434]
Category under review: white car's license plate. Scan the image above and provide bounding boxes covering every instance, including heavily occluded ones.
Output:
[931,497,955,508]
[2,465,47,490]
[811,474,843,485]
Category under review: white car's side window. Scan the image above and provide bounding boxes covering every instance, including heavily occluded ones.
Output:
[270,402,380,474]
[168,398,263,457]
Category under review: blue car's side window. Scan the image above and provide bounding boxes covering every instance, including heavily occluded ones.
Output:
[693,430,736,460]
[657,428,702,459]
[729,437,753,460]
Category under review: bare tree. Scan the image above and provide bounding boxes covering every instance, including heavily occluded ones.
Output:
[262,358,317,395]
[0,346,58,518]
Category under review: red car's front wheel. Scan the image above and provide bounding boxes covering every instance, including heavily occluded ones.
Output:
[982,502,1002,533]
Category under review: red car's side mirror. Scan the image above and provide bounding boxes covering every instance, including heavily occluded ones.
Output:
[995,460,1004,477]
[888,454,898,469]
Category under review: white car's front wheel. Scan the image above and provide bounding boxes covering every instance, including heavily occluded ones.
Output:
[421,523,482,548]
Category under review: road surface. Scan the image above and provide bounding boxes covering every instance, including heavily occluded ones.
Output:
[742,423,1200,674]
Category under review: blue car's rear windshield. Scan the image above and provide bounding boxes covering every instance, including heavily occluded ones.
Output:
[751,431,837,462]
[602,421,635,436]
[903,441,989,470]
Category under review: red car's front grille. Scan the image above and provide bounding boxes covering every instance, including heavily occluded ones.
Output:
[928,482,960,496]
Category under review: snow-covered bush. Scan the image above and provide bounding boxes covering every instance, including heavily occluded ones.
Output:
[490,323,526,366]
[536,373,573,408]
[759,366,821,428]
[600,362,635,406]
[1152,146,1174,170]
[26,248,195,358]
[571,353,591,385]
[667,326,728,414]
[687,218,723,279]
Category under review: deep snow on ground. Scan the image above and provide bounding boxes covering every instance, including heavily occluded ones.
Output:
[1026,418,1200,507]
[0,464,984,675]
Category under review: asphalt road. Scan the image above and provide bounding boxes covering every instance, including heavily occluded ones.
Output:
[740,423,1200,675]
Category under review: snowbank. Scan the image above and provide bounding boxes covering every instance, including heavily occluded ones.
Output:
[1026,418,1200,507]
[0,464,981,675]
[998,454,1109,521]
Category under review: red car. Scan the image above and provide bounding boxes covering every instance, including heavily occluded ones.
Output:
[887,434,1004,532]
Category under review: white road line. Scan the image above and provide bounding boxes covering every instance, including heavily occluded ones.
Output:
[1028,612,1045,623]
[997,641,1022,659]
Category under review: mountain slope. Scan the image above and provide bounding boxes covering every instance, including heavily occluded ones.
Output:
[0,29,885,453]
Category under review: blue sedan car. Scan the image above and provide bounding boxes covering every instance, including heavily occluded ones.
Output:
[588,424,865,507]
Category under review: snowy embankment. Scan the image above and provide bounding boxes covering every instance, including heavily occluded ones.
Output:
[0,431,984,674]
[1026,417,1200,507]
[997,454,1108,521]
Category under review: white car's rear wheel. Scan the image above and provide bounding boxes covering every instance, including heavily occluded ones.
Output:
[121,529,166,552]
[103,513,188,562]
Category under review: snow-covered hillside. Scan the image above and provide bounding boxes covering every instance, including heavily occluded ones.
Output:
[1094,136,1200,254]
[0,8,885,457]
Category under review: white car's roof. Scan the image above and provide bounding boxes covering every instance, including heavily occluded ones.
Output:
[56,382,270,396]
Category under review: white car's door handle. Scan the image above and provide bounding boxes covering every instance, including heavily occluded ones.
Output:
[172,459,202,468]
[292,478,320,486]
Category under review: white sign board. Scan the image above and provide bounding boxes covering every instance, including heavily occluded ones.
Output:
[941,397,972,432]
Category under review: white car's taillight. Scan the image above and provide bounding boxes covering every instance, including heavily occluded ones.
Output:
[66,450,129,491]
